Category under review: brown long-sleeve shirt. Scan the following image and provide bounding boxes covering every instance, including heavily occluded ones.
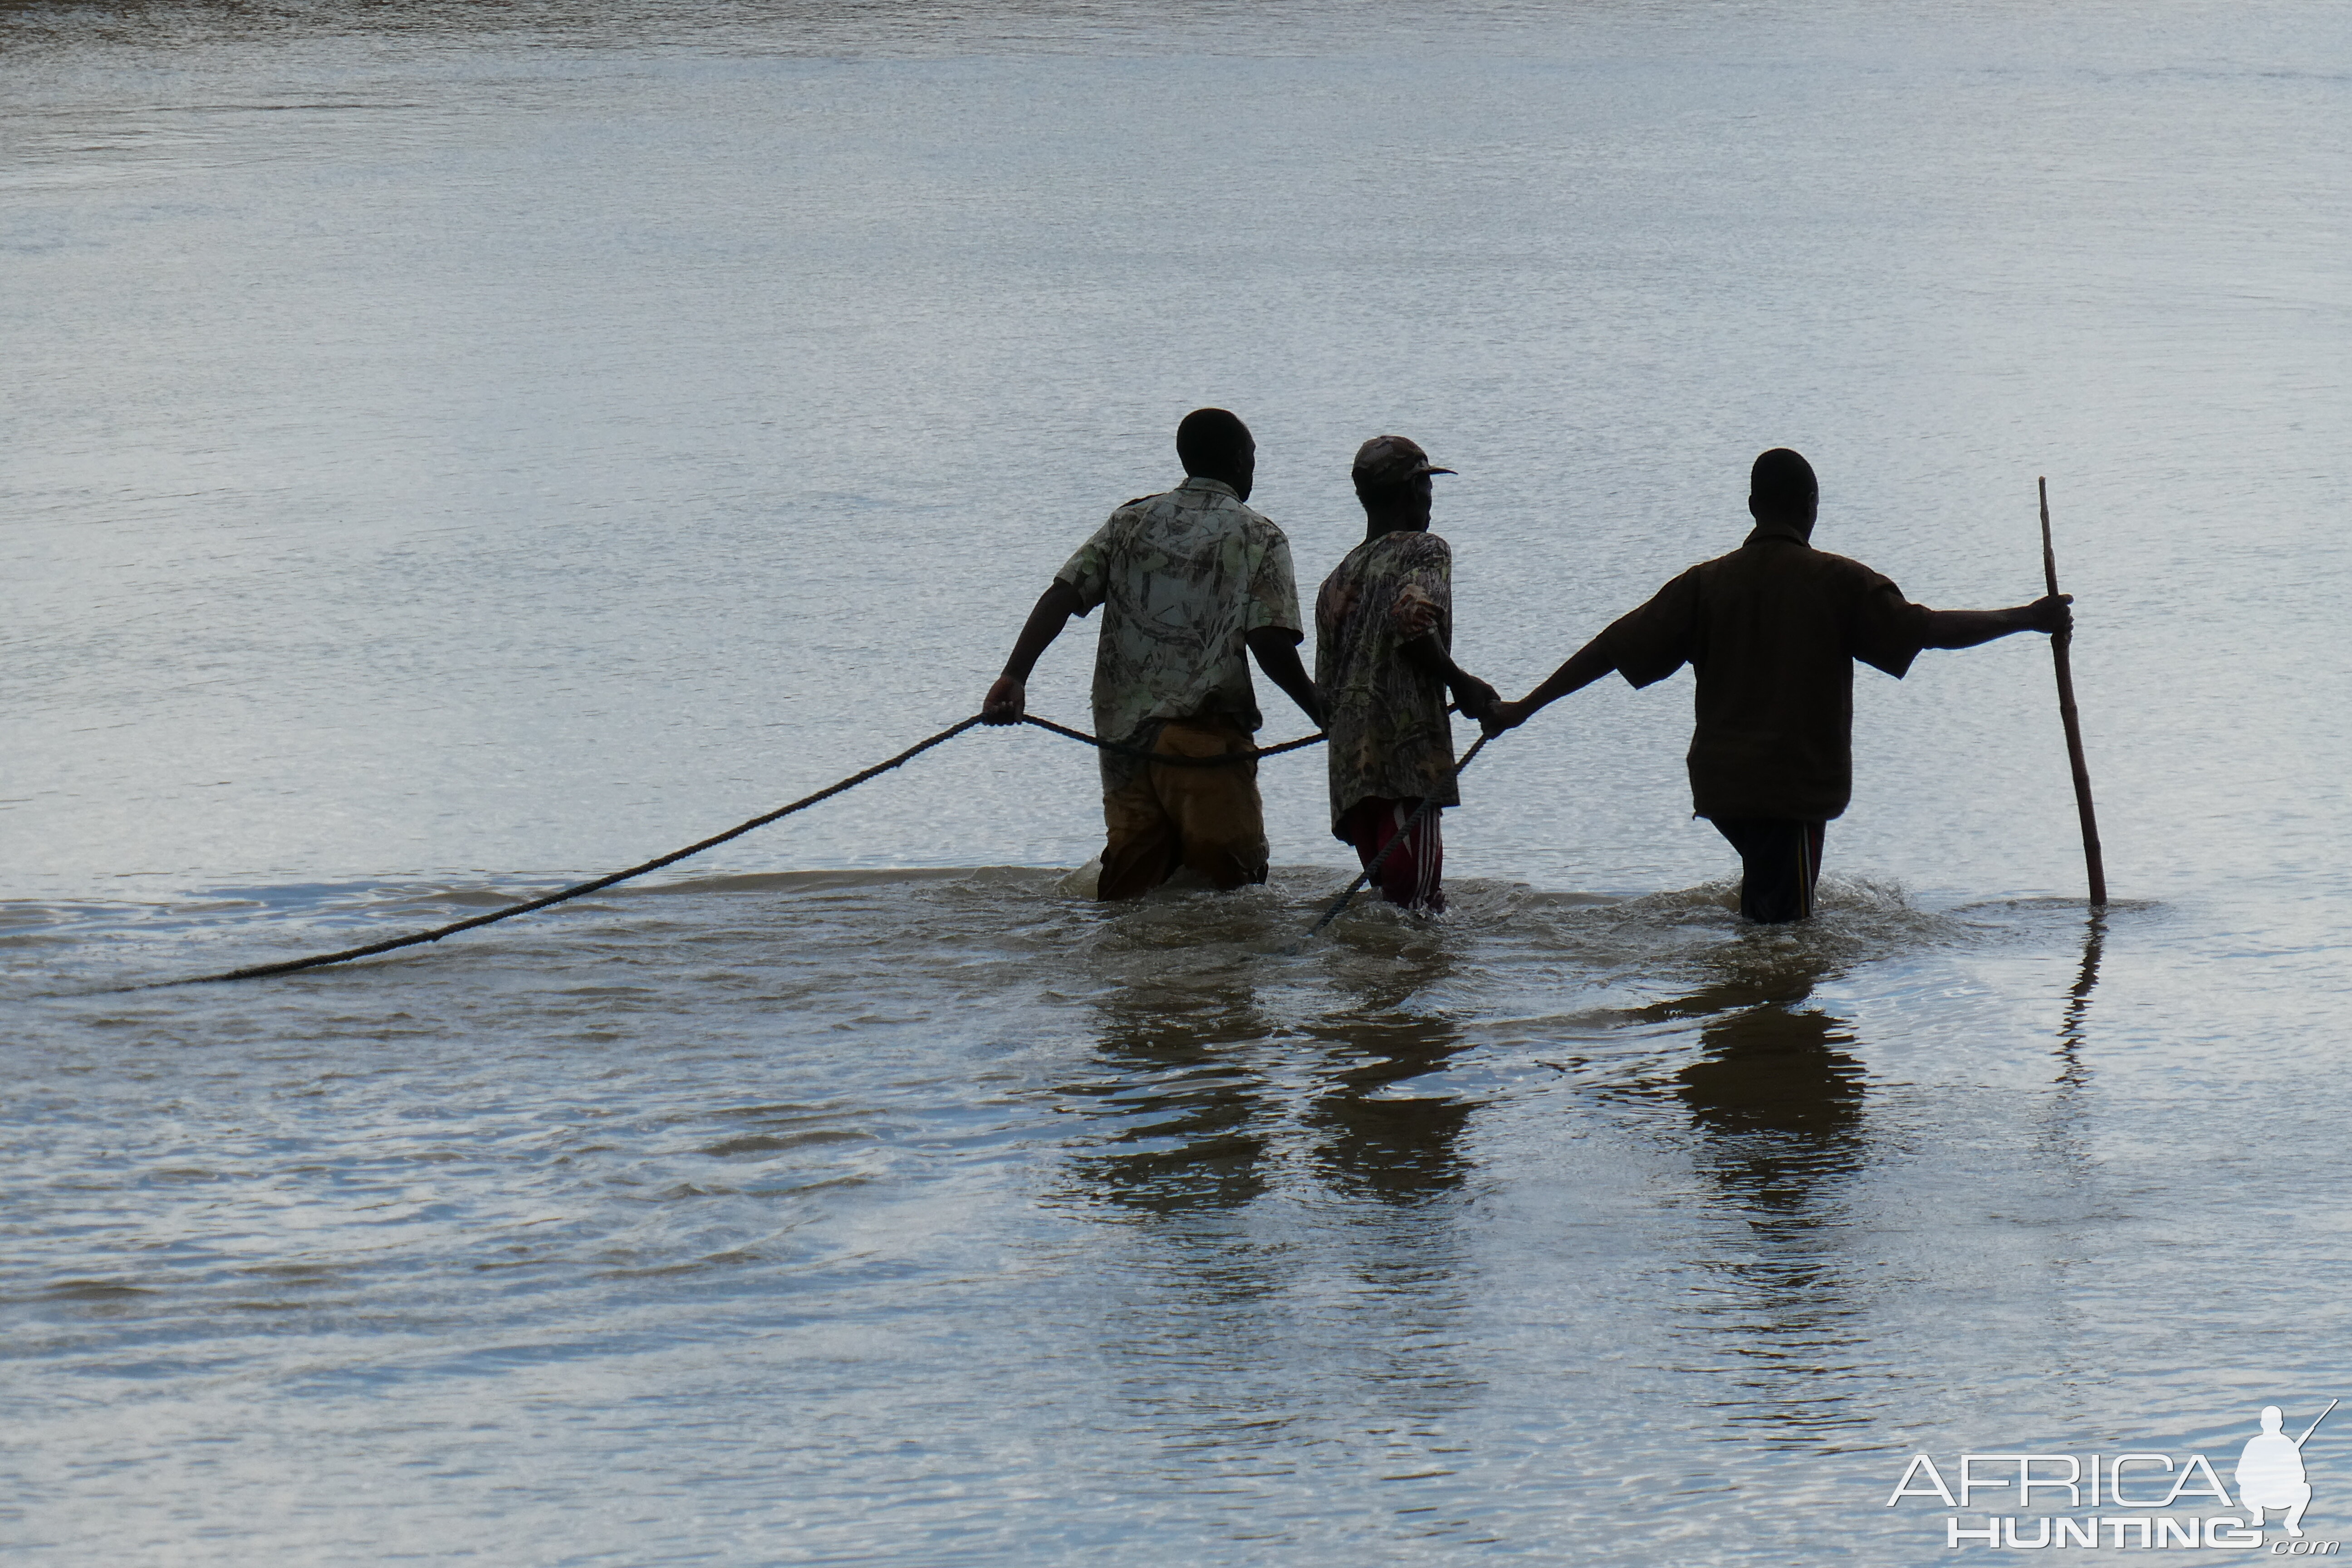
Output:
[1597,519,1932,822]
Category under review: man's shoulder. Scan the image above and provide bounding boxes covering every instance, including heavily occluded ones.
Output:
[1194,494,1289,554]
[1337,531,1443,589]
[1361,526,1449,555]
[1108,489,1174,521]
[1114,485,1277,529]
[1651,555,1715,596]
[1102,489,1290,574]
[1322,534,1379,590]
[1096,490,1190,548]
[1226,497,1285,544]
[1803,546,1898,593]
[1706,539,1887,589]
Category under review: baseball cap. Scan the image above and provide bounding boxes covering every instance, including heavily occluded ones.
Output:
[1351,434,1456,487]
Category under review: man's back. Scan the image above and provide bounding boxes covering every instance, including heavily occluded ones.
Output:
[1476,445,2068,922]
[1314,529,1458,831]
[1056,475,1300,769]
[978,407,1322,901]
[1602,518,1929,821]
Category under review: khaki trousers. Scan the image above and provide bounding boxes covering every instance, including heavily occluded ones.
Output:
[1098,718,1269,901]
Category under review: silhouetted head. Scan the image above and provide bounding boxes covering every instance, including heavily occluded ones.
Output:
[1749,447,1819,536]
[2263,1406,2285,1435]
[1351,434,1454,534]
[1176,408,1256,501]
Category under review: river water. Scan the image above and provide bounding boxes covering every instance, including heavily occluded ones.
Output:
[5,2,2348,1563]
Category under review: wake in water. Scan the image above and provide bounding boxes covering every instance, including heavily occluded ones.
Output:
[2,861,2043,1007]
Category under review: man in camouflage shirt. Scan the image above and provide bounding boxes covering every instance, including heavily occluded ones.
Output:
[982,409,1321,900]
[1314,436,1499,913]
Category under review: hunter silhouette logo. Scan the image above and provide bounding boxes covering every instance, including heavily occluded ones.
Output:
[2241,1400,2336,1539]
[1886,1397,2338,1550]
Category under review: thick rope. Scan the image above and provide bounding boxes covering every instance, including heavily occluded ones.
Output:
[1284,732,1490,954]
[1019,714,1327,764]
[110,706,1467,990]
[120,715,990,990]
[116,710,1336,992]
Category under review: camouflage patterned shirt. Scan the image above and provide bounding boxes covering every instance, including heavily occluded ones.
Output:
[1056,476,1303,790]
[1313,529,1460,834]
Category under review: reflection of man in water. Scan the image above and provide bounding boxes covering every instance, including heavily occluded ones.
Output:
[1481,449,2072,921]
[1657,957,1867,1210]
[2237,1405,2313,1537]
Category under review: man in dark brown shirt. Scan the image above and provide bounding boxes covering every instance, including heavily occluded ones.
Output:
[1483,449,2072,921]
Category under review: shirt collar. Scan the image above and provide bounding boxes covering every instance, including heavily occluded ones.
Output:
[1179,475,1239,501]
[1743,517,1812,547]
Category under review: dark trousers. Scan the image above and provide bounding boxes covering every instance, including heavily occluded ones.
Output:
[1098,719,1269,901]
[1710,818,1827,923]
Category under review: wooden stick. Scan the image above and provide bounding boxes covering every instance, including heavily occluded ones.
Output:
[2040,477,2107,906]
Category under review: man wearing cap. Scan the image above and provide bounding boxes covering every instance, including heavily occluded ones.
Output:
[1313,435,1499,913]
[1480,448,2072,921]
[980,407,1321,900]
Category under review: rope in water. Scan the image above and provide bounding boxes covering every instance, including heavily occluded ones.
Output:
[122,711,1336,991]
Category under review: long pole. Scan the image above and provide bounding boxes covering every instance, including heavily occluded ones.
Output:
[2040,477,2107,906]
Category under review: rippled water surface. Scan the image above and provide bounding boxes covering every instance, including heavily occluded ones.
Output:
[5,2,2349,1563]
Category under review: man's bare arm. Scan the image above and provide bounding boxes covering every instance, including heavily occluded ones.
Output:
[1482,632,1617,734]
[1245,627,1323,729]
[1400,634,1500,723]
[982,579,1085,724]
[1921,593,2072,650]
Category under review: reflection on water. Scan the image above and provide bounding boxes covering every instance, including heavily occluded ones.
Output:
[1043,931,1487,1509]
[2035,909,2105,1230]
[5,867,2347,1564]
[2058,909,2107,1083]
[1629,945,1874,1442]
[1677,998,1864,1212]
[1300,964,1476,1207]
[1633,949,1867,1212]
[1059,944,1480,1213]
[1061,970,1279,1214]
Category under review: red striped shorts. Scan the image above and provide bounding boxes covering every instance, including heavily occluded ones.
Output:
[1338,796,1446,914]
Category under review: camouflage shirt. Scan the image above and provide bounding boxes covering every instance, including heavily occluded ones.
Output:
[1055,476,1303,791]
[1313,529,1460,834]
